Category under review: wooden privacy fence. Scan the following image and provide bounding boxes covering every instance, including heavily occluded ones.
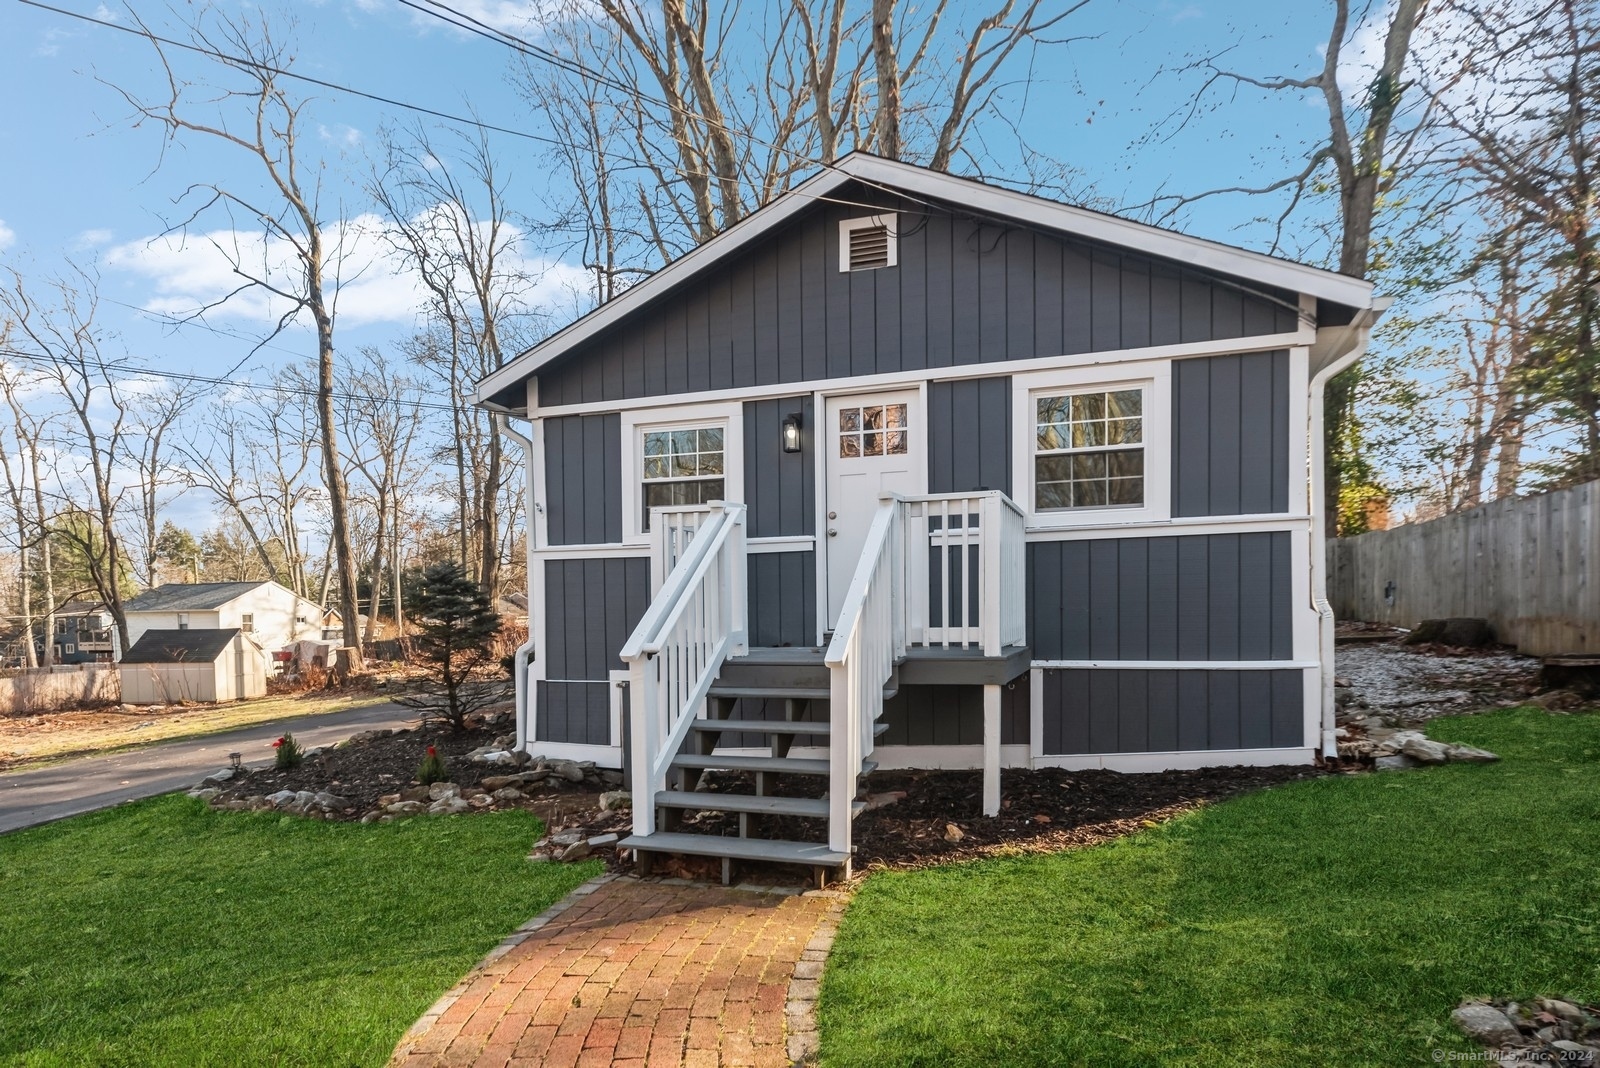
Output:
[1327,478,1600,656]
[0,664,120,715]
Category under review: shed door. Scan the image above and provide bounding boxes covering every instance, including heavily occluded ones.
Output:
[823,390,925,624]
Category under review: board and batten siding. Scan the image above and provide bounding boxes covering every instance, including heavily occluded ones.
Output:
[1039,668,1303,754]
[1171,351,1291,517]
[1028,532,1295,661]
[743,396,815,538]
[928,377,1011,495]
[747,551,816,648]
[537,556,650,745]
[543,412,622,545]
[533,188,1300,407]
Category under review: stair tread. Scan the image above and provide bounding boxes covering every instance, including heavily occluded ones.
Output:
[654,790,835,816]
[708,686,830,699]
[690,718,831,735]
[671,753,830,775]
[620,831,849,866]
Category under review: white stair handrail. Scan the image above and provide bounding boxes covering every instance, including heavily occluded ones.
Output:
[824,495,904,855]
[622,501,748,839]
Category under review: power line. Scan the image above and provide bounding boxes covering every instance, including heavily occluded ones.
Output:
[0,346,467,415]
[13,0,572,148]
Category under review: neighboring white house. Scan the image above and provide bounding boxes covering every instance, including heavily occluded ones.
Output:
[122,582,336,660]
[118,627,268,704]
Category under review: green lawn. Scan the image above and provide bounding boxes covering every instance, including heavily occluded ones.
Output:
[0,797,599,1067]
[819,709,1600,1067]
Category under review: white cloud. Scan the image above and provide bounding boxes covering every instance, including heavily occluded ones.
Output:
[0,219,14,250]
[91,3,118,20]
[75,228,114,248]
[101,209,590,332]
[317,124,364,148]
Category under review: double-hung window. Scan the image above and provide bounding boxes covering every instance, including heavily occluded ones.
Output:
[1034,387,1145,510]
[640,426,725,530]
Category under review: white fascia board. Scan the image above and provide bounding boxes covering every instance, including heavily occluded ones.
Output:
[477,153,1377,409]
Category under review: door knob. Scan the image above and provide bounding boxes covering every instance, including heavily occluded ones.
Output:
[827,528,838,537]
[828,510,837,519]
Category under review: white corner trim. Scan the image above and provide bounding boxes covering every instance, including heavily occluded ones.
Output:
[748,535,816,555]
[1030,747,1315,772]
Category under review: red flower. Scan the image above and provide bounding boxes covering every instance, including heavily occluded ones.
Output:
[272,738,284,748]
[426,745,437,756]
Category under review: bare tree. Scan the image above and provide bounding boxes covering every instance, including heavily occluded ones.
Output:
[0,355,55,667]
[372,126,542,600]
[117,7,364,659]
[126,384,195,589]
[0,265,133,643]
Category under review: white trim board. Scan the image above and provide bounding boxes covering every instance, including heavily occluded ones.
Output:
[1023,514,1311,541]
[1033,660,1318,671]
[707,744,1033,770]
[516,333,1312,419]
[520,742,623,768]
[1031,747,1315,772]
[477,153,1375,405]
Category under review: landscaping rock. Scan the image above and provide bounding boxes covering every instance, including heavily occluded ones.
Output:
[187,787,220,801]
[1401,736,1451,765]
[1404,617,1496,647]
[1453,1004,1521,1046]
[492,787,526,802]
[597,769,626,787]
[266,789,299,807]
[558,840,592,862]
[199,767,237,786]
[551,759,586,783]
[428,797,471,816]
[598,790,631,811]
[1374,754,1420,771]
[313,791,349,811]
[343,729,393,746]
[480,774,531,791]
[359,811,383,824]
[943,823,965,842]
[550,831,585,847]
[1542,1001,1587,1027]
[386,800,426,816]
[1446,743,1500,764]
[399,785,431,802]
[427,782,460,802]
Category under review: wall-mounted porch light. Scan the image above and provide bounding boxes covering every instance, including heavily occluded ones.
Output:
[782,412,803,453]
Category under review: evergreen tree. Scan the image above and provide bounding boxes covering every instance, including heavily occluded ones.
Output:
[401,560,504,732]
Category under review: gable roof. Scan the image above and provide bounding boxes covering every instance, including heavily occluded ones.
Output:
[120,628,241,664]
[477,153,1377,409]
[124,582,270,613]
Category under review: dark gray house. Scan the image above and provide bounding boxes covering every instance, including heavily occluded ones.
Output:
[478,153,1383,882]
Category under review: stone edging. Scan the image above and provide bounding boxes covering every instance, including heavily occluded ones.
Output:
[785,888,851,1066]
[388,871,619,1063]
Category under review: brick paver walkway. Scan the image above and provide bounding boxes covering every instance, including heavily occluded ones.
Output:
[390,875,846,1068]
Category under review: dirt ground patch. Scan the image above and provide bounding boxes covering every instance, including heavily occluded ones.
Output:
[0,690,395,771]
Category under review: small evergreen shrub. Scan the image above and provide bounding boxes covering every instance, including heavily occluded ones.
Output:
[272,732,303,770]
[417,745,448,785]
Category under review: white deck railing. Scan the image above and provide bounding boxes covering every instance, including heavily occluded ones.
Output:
[824,496,905,854]
[648,505,712,595]
[623,501,748,838]
[901,492,1027,655]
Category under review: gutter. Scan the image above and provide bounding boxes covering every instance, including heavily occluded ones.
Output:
[1307,296,1392,760]
[494,412,537,753]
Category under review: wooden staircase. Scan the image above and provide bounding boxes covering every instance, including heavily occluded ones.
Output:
[621,648,893,885]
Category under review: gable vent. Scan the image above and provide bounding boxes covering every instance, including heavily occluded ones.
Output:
[839,214,898,272]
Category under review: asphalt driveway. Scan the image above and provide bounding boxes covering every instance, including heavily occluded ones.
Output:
[0,700,418,834]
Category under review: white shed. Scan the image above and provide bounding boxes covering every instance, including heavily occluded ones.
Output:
[117,628,268,705]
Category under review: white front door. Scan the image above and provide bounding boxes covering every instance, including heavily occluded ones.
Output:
[824,389,925,623]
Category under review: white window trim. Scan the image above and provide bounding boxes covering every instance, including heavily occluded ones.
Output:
[1012,359,1172,529]
[838,213,898,272]
[619,400,745,545]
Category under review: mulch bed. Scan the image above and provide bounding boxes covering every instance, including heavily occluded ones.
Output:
[676,762,1326,876]
[207,714,614,831]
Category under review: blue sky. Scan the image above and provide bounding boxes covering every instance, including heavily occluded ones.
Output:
[0,0,1374,526]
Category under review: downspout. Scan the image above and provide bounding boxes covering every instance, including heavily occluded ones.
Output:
[1307,296,1391,760]
[494,412,537,753]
